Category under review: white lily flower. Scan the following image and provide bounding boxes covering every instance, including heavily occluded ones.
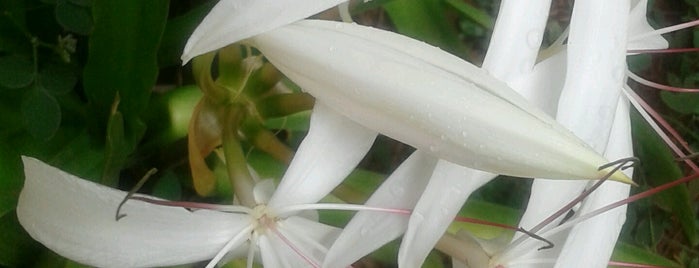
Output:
[181,0,349,63]
[16,102,376,268]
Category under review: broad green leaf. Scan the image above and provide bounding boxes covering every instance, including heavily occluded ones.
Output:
[0,55,34,88]
[151,170,182,201]
[631,110,699,246]
[158,1,215,67]
[55,0,93,35]
[83,0,169,130]
[21,85,61,141]
[0,213,42,267]
[383,0,469,58]
[102,96,146,186]
[612,242,681,268]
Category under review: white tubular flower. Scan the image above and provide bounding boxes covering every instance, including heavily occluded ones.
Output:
[181,0,349,63]
[17,102,377,268]
[248,19,631,184]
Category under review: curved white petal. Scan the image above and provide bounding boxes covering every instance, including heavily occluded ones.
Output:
[17,156,248,268]
[268,103,377,209]
[323,151,438,268]
[181,0,347,63]
[554,99,633,268]
[251,19,631,183]
[398,161,492,268]
[627,0,669,51]
[482,0,552,81]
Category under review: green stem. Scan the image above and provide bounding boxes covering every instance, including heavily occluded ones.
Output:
[256,92,315,118]
[222,105,256,206]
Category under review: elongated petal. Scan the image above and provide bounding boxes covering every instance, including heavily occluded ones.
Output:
[268,103,377,209]
[17,156,246,268]
[251,20,631,184]
[264,216,341,267]
[482,0,552,81]
[181,0,347,63]
[398,161,492,268]
[554,99,633,268]
[627,0,669,50]
[323,151,438,268]
[188,98,223,195]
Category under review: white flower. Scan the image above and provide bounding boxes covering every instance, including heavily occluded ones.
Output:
[16,102,377,268]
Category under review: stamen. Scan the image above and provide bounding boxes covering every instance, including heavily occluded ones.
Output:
[115,168,158,221]
[630,19,699,42]
[269,225,321,268]
[127,196,253,214]
[275,203,412,216]
[205,225,255,268]
[622,86,699,173]
[627,70,699,93]
[627,47,699,54]
[453,216,554,250]
[505,158,637,252]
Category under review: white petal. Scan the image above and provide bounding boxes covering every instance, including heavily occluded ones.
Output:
[510,50,567,117]
[398,161,492,268]
[556,0,630,151]
[554,99,633,268]
[482,0,552,81]
[17,156,247,268]
[323,151,438,268]
[268,103,377,209]
[627,0,669,51]
[251,20,631,183]
[181,0,347,62]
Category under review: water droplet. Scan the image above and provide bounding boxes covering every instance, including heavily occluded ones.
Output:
[328,46,336,52]
[461,131,468,138]
[440,207,449,215]
[440,134,447,141]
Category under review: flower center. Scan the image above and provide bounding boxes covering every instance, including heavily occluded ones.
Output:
[250,204,278,234]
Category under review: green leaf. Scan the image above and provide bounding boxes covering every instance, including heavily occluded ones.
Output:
[38,63,77,95]
[0,212,43,267]
[21,85,61,141]
[383,0,470,58]
[151,170,182,201]
[660,91,699,115]
[82,0,169,130]
[102,96,146,186]
[444,0,493,29]
[157,1,215,67]
[0,55,34,88]
[0,146,21,219]
[612,242,681,268]
[55,0,93,35]
[631,110,699,246]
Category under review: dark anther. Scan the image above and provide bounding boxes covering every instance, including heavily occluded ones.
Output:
[517,227,554,250]
[115,168,158,221]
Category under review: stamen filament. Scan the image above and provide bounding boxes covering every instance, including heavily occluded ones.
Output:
[127,196,254,214]
[269,225,321,268]
[275,203,412,216]
[206,225,255,268]
[622,86,699,173]
[630,19,699,42]
[627,70,699,93]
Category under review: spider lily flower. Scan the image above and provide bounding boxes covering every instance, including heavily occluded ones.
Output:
[16,102,378,268]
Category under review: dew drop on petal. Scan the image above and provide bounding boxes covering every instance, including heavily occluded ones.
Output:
[391,186,405,196]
